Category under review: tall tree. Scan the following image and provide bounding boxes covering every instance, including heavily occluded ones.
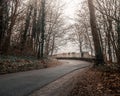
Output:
[0,0,9,53]
[87,0,104,65]
[95,0,120,65]
[40,0,46,58]
[21,5,33,52]
[2,0,19,54]
[0,0,4,52]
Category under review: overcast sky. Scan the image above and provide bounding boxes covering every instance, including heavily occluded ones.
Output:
[57,0,82,54]
[63,0,82,18]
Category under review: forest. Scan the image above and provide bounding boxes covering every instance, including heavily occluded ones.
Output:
[0,0,120,73]
[0,0,120,66]
[0,0,67,58]
[0,0,120,96]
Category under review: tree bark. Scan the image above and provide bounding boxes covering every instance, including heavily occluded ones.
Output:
[117,22,120,65]
[2,1,18,54]
[21,6,33,52]
[40,0,46,58]
[88,0,104,65]
[107,18,112,62]
[0,0,4,52]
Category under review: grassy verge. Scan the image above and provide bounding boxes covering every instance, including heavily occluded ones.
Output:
[0,55,61,74]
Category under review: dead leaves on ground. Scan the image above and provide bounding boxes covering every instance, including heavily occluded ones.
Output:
[102,72,120,95]
[68,68,120,96]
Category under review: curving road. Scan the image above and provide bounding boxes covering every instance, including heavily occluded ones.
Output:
[0,60,91,96]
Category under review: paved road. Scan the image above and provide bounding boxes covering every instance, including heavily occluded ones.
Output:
[0,60,91,96]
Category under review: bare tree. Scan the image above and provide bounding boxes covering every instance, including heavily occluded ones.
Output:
[87,0,104,65]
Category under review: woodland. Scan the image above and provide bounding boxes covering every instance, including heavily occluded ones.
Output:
[0,0,120,95]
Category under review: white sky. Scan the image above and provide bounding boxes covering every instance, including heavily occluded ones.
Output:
[57,0,82,54]
[63,0,82,18]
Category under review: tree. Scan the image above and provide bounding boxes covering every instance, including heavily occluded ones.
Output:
[0,0,4,52]
[40,0,46,58]
[94,0,120,65]
[1,0,20,54]
[21,5,33,52]
[87,0,104,65]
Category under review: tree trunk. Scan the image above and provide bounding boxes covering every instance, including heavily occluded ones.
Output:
[45,34,50,56]
[0,0,8,53]
[117,22,120,65]
[0,0,4,52]
[21,6,33,52]
[107,19,112,62]
[40,0,46,58]
[79,42,83,58]
[87,0,104,65]
[50,34,55,56]
[2,1,18,54]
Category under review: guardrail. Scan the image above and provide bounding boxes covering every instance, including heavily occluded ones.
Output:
[56,57,95,62]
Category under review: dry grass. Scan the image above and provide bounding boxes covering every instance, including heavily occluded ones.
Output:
[0,56,61,74]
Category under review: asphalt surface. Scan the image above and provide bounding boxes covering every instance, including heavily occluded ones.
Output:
[0,60,91,96]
